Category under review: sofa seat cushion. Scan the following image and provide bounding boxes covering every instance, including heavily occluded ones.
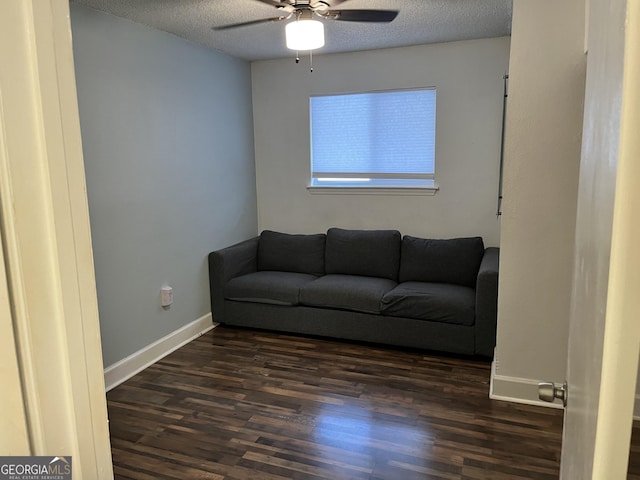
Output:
[225,271,318,306]
[299,274,397,314]
[380,282,476,326]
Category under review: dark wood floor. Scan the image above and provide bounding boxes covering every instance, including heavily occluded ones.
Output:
[106,326,639,479]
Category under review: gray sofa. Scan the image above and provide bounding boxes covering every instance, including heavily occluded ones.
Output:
[208,228,499,357]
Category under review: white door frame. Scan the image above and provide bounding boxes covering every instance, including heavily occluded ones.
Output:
[560,0,640,477]
[591,0,640,475]
[0,191,30,454]
[0,0,113,477]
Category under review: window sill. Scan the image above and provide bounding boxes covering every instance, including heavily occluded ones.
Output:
[306,184,439,196]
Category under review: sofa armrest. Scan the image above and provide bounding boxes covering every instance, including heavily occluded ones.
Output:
[475,247,499,357]
[208,237,259,323]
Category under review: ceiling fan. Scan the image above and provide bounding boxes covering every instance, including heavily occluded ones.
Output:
[213,0,399,32]
[213,0,399,59]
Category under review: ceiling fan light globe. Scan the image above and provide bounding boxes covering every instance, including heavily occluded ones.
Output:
[285,19,325,51]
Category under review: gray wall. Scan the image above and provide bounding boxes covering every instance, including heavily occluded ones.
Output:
[251,37,510,247]
[71,4,258,367]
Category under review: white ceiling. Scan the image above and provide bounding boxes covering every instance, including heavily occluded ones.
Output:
[70,0,513,61]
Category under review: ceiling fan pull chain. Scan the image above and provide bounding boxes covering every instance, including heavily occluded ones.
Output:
[295,51,300,63]
[310,49,313,72]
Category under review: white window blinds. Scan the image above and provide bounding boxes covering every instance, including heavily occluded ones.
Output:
[310,88,436,188]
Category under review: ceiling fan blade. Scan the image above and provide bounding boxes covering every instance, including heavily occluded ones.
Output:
[253,0,290,7]
[324,9,399,23]
[212,16,288,31]
[253,0,296,12]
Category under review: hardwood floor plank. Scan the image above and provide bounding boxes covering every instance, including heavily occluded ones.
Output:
[107,326,640,479]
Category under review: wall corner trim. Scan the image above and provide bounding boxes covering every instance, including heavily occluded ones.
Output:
[489,359,564,410]
[104,313,216,391]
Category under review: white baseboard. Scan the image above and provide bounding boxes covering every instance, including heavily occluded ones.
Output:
[491,360,640,417]
[489,358,564,410]
[104,313,216,391]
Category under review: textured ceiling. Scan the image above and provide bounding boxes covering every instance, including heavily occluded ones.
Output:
[70,0,513,61]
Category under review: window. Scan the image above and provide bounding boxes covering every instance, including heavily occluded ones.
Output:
[309,88,437,193]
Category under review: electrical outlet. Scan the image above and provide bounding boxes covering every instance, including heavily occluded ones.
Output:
[161,286,173,307]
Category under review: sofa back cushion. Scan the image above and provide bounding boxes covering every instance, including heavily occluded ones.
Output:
[325,228,401,281]
[399,236,485,288]
[258,230,326,276]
